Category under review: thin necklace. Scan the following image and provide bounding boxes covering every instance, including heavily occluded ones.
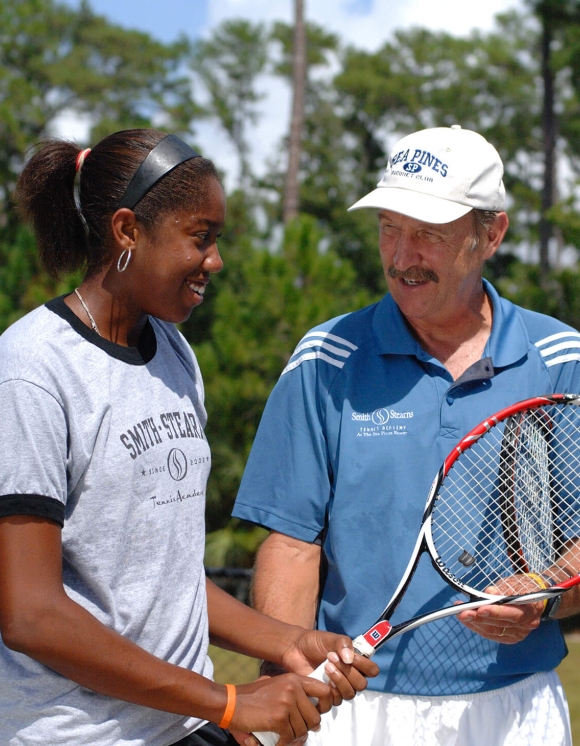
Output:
[74,288,101,337]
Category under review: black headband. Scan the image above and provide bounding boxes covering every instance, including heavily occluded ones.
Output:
[117,134,201,210]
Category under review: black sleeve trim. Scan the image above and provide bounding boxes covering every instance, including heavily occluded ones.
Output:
[0,495,65,527]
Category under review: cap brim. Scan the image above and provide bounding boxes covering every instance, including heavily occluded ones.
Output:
[348,187,473,224]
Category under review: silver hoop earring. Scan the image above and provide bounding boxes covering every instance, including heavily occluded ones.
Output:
[117,249,132,273]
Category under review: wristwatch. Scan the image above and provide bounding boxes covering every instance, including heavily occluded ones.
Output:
[540,575,562,621]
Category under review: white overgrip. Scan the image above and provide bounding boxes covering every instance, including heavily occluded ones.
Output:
[251,660,329,746]
[251,641,376,746]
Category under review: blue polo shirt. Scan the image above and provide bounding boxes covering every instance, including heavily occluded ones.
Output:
[233,281,580,695]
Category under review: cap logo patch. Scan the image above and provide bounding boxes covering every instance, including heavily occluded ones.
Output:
[391,147,448,177]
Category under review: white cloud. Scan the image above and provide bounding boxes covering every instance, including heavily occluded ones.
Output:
[204,0,522,51]
[48,109,93,144]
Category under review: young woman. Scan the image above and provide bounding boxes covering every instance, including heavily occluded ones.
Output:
[0,130,377,746]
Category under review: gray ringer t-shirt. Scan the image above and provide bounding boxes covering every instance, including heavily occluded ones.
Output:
[0,297,213,746]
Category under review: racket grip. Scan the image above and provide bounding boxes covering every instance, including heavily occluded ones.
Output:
[251,641,376,746]
[251,732,280,746]
[251,661,330,746]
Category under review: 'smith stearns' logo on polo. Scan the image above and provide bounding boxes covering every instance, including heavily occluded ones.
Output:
[167,448,188,481]
[372,408,390,425]
[351,408,414,423]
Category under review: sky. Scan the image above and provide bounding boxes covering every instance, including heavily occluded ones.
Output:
[63,0,523,46]
[61,0,525,185]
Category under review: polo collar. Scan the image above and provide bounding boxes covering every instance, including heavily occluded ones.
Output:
[372,279,529,369]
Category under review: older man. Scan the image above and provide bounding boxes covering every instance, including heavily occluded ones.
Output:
[233,126,580,745]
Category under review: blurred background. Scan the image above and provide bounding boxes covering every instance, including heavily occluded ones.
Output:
[3,0,580,719]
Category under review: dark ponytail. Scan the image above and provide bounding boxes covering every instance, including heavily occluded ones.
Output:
[14,140,88,278]
[14,129,221,279]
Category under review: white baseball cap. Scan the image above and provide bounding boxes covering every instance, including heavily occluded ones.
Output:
[348,125,506,224]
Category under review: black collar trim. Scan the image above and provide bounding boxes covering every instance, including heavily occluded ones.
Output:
[45,295,157,365]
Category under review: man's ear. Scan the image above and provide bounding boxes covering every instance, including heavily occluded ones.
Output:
[483,212,509,260]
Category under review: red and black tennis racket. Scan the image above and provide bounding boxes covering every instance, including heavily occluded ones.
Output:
[253,393,580,746]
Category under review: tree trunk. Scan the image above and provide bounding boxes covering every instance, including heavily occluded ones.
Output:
[283,0,306,224]
[539,16,556,277]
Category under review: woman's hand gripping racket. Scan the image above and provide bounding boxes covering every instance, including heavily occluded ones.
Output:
[252,393,580,746]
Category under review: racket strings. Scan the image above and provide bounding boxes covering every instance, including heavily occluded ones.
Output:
[500,414,553,572]
[429,404,580,595]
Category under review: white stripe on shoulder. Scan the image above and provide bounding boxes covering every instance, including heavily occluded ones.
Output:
[281,351,345,376]
[301,330,358,351]
[542,352,580,368]
[535,330,580,348]
[280,330,358,375]
[538,340,580,359]
[293,338,352,359]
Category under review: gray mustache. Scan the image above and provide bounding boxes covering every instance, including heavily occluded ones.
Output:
[387,266,439,284]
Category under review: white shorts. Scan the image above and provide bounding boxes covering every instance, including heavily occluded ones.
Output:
[306,671,571,746]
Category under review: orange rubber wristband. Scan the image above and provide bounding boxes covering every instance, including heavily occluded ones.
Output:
[218,684,236,730]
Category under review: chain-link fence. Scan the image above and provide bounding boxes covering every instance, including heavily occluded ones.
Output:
[206,567,261,684]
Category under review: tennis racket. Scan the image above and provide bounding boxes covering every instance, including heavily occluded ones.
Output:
[252,393,580,746]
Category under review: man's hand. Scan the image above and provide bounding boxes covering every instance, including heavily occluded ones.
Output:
[457,575,545,643]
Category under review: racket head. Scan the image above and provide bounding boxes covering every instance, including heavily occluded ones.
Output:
[424,394,580,599]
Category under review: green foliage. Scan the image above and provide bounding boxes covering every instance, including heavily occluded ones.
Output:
[558,640,580,745]
[334,17,545,249]
[269,20,339,79]
[260,20,387,292]
[198,214,376,539]
[495,259,580,331]
[191,19,268,187]
[0,224,81,333]
[0,0,196,221]
[6,2,580,566]
[0,0,199,329]
[205,521,268,568]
